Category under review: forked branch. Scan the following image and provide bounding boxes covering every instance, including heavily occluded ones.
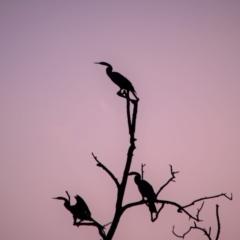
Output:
[182,193,232,209]
[122,193,232,223]
[76,221,106,239]
[172,204,222,240]
[156,164,179,197]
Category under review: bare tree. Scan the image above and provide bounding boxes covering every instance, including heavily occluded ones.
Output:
[53,67,232,240]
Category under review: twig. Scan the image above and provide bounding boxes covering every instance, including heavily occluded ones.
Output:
[103,221,112,228]
[172,223,212,240]
[76,220,106,239]
[141,164,146,179]
[215,205,220,240]
[65,191,71,202]
[172,204,224,240]
[125,91,132,134]
[156,165,179,197]
[196,202,205,220]
[92,152,120,188]
[182,193,232,209]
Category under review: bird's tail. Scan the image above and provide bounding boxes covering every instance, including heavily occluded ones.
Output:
[131,90,138,98]
[148,201,157,213]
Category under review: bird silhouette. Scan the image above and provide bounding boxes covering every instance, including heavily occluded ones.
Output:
[129,172,157,213]
[53,191,91,225]
[95,62,137,99]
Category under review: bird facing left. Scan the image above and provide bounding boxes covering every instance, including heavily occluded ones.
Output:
[53,191,92,225]
[95,61,138,99]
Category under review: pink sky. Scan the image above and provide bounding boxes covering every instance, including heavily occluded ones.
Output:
[0,1,239,239]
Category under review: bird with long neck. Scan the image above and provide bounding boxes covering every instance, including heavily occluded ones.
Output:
[129,172,157,214]
[53,191,92,225]
[95,62,138,99]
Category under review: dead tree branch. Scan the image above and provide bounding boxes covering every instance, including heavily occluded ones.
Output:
[172,223,212,240]
[182,193,232,209]
[122,193,231,223]
[141,163,146,179]
[156,164,179,197]
[106,95,139,240]
[76,221,106,239]
[172,204,222,240]
[92,152,120,188]
[215,204,221,240]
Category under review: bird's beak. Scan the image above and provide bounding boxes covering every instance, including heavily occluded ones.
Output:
[94,62,100,64]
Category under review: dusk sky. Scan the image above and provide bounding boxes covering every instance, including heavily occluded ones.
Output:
[0,1,240,239]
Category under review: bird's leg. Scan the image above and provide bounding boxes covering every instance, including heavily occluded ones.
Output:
[142,196,149,207]
[116,89,123,97]
[122,90,128,97]
[75,219,84,227]
[117,89,130,97]
[73,216,78,226]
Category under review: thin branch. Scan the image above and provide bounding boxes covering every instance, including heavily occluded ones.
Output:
[196,201,205,220]
[103,221,112,228]
[172,204,225,240]
[172,223,212,240]
[122,199,200,221]
[215,205,220,240]
[126,91,132,134]
[122,192,231,223]
[130,97,138,138]
[92,152,120,188]
[65,191,70,202]
[182,193,232,209]
[76,221,106,239]
[141,164,146,179]
[156,165,179,197]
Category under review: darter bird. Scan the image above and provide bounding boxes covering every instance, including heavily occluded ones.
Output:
[53,191,91,225]
[95,62,137,99]
[129,172,157,213]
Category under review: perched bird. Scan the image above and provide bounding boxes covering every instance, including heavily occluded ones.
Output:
[95,62,137,98]
[53,191,91,225]
[74,195,91,219]
[129,172,157,213]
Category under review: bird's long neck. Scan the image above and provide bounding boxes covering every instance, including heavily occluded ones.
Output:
[63,201,72,212]
[134,175,141,185]
[106,65,113,77]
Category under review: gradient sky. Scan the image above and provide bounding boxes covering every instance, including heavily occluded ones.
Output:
[0,1,240,239]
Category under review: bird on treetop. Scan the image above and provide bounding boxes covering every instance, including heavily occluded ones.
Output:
[95,62,138,99]
[129,171,157,214]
